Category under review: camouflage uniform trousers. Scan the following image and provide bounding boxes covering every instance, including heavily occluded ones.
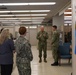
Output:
[38,44,47,58]
[51,46,59,62]
[16,62,31,75]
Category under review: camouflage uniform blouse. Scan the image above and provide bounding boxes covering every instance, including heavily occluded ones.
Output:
[37,31,48,46]
[51,30,59,47]
[15,36,33,69]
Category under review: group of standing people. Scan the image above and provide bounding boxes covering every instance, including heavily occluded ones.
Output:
[0,27,33,75]
[0,25,59,75]
[37,25,59,66]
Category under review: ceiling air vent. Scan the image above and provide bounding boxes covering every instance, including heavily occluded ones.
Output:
[0,6,7,9]
[8,12,13,14]
[12,16,16,18]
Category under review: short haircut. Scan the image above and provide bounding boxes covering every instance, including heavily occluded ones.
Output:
[19,26,27,35]
[52,25,57,29]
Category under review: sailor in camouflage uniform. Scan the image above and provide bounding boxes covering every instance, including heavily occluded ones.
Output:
[36,26,48,63]
[15,27,33,75]
[51,25,59,66]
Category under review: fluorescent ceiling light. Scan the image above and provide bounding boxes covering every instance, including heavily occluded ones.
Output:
[21,22,42,24]
[29,26,37,28]
[16,14,47,16]
[16,14,30,16]
[0,3,28,6]
[64,12,72,14]
[8,20,20,21]
[31,18,44,20]
[21,23,41,24]
[64,16,72,17]
[64,24,68,26]
[2,22,12,23]
[2,22,14,24]
[32,22,41,24]
[0,18,44,21]
[0,17,44,20]
[0,11,10,13]
[22,22,41,23]
[64,17,72,20]
[32,21,43,22]
[0,14,47,17]
[31,10,50,12]
[0,2,56,6]
[18,17,45,19]
[0,20,8,21]
[32,17,45,18]
[20,23,32,24]
[0,10,50,13]
[31,20,43,21]
[2,21,21,23]
[32,21,41,23]
[0,18,18,19]
[21,20,32,21]
[64,21,72,23]
[19,17,45,19]
[21,20,43,22]
[0,20,20,22]
[69,24,72,26]
[11,10,50,13]
[0,15,15,16]
[31,14,47,16]
[32,22,41,23]
[64,23,72,25]
[29,2,56,5]
[11,10,30,13]
[25,26,29,28]
[38,25,41,26]
[68,8,72,10]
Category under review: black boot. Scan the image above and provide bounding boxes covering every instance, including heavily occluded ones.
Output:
[39,57,42,63]
[44,58,47,63]
[51,61,59,66]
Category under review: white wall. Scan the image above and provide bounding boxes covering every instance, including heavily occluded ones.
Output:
[72,0,76,75]
[53,14,64,42]
[53,14,64,31]
[29,28,37,46]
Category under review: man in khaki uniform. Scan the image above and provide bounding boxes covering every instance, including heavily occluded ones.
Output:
[51,25,59,66]
[36,26,48,63]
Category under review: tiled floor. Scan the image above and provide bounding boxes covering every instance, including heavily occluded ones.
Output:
[12,46,72,75]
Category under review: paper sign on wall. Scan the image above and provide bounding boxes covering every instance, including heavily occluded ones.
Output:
[75,29,76,54]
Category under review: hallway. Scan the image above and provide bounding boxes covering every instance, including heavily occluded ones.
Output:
[12,46,72,75]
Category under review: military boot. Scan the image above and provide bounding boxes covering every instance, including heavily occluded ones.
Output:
[39,57,42,63]
[44,58,47,63]
[51,61,59,66]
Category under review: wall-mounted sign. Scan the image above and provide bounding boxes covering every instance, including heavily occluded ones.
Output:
[75,25,76,54]
[75,6,76,54]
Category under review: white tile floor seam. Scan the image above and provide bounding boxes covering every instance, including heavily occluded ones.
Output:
[12,46,72,75]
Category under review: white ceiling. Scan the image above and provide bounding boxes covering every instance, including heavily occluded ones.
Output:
[0,0,71,26]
